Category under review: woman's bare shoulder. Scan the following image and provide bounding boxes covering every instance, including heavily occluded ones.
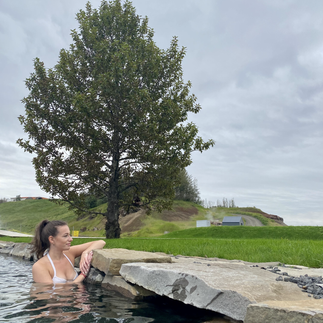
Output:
[32,256,53,283]
[33,256,48,269]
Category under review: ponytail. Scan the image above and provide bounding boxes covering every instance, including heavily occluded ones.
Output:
[32,220,67,259]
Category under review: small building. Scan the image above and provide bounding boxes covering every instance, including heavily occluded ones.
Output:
[222,216,243,226]
[196,220,211,228]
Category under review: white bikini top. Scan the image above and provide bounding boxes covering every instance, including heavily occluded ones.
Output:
[47,253,78,284]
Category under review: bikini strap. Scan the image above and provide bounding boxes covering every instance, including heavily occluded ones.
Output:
[47,254,56,276]
[63,253,74,269]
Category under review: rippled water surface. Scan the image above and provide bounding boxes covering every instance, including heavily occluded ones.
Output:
[0,255,230,322]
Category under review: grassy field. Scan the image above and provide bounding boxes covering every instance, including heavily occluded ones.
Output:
[4,200,321,268]
[2,225,323,268]
[163,225,323,240]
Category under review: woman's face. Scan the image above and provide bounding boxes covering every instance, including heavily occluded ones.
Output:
[51,225,73,250]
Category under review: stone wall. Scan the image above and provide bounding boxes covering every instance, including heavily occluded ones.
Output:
[0,241,34,260]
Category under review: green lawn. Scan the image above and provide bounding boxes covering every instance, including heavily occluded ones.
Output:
[2,227,323,268]
[162,225,323,240]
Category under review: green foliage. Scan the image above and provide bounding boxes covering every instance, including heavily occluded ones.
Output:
[84,194,108,210]
[174,169,200,203]
[17,0,214,238]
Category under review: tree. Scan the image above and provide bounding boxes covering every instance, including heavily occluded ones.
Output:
[229,198,236,208]
[17,0,214,238]
[174,169,200,204]
[215,198,236,208]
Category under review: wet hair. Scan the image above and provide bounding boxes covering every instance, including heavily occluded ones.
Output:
[32,220,67,259]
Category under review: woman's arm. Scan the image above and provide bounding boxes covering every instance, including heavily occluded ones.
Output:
[72,251,93,283]
[68,240,106,276]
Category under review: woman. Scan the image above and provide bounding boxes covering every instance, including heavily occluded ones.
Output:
[32,220,106,284]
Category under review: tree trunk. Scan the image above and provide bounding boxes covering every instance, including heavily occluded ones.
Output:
[105,139,121,239]
[105,176,121,238]
[105,207,121,238]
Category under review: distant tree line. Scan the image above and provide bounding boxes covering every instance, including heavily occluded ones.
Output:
[201,197,236,208]
[218,197,236,208]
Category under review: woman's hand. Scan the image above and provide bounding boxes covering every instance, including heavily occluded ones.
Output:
[79,251,93,276]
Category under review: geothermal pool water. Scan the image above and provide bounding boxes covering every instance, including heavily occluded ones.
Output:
[0,255,230,322]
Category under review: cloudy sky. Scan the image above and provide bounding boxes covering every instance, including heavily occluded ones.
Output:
[1,0,322,225]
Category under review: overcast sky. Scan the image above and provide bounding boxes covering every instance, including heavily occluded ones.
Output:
[1,0,322,225]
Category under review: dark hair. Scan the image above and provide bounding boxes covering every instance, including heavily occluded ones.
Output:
[32,220,67,259]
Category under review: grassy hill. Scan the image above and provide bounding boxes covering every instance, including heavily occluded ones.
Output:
[0,199,106,236]
[0,199,281,237]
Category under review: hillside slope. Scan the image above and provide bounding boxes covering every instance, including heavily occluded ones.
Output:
[0,200,285,237]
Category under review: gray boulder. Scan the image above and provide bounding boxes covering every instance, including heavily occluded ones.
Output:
[85,267,105,284]
[92,248,171,275]
[10,242,34,260]
[120,259,312,321]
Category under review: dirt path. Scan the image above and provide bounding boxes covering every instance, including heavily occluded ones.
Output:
[119,209,146,233]
[0,230,33,237]
[239,215,263,226]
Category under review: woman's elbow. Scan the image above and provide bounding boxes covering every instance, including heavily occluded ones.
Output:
[99,240,106,248]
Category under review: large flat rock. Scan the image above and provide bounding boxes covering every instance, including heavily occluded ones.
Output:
[92,248,172,275]
[119,258,314,321]
[101,275,155,299]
